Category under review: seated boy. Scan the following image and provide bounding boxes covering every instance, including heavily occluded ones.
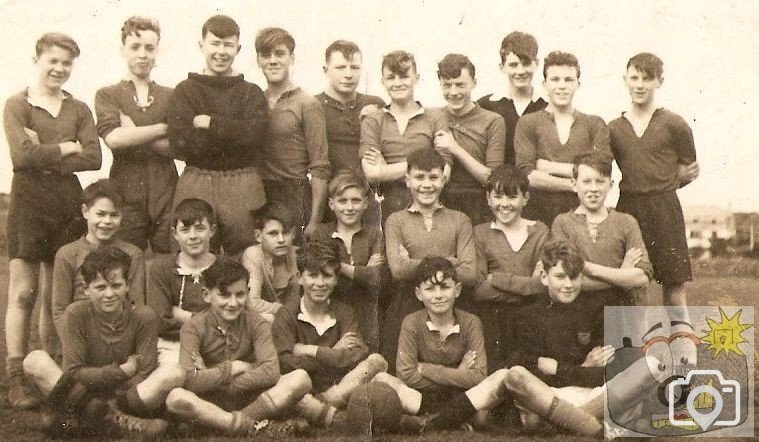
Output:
[382,149,475,370]
[311,170,386,352]
[551,150,652,314]
[165,258,311,436]
[24,247,183,438]
[52,179,145,346]
[146,198,217,364]
[473,165,548,372]
[241,202,300,321]
[272,241,388,428]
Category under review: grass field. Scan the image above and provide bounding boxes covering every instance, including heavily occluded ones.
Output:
[0,255,756,441]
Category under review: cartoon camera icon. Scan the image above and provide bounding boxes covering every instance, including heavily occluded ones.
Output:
[668,369,741,430]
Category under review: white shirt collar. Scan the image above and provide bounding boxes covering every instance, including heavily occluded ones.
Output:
[297,297,337,336]
[425,320,461,335]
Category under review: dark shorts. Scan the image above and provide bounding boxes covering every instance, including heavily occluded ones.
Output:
[418,386,463,414]
[199,387,266,412]
[263,179,312,244]
[7,172,86,262]
[377,180,411,227]
[442,186,489,226]
[617,191,692,284]
[522,190,578,229]
[477,297,538,374]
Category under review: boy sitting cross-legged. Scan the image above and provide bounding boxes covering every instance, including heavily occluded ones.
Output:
[24,247,184,438]
[272,241,388,429]
[165,258,312,437]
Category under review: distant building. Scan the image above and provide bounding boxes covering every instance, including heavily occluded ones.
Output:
[683,206,735,249]
[734,212,759,251]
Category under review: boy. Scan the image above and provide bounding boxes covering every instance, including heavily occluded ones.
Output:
[514,51,611,228]
[478,31,547,165]
[168,14,268,256]
[3,32,101,408]
[165,258,312,436]
[311,170,387,351]
[272,241,388,428]
[146,198,217,364]
[473,165,548,372]
[95,16,176,253]
[256,27,330,240]
[609,53,699,306]
[23,247,184,438]
[433,54,506,226]
[241,202,300,321]
[551,151,652,313]
[52,179,145,350]
[382,149,475,370]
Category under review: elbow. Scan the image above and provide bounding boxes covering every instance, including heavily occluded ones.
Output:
[628,272,650,289]
[103,134,126,150]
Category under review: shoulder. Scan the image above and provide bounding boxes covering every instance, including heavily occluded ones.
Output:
[241,80,265,96]
[148,253,177,274]
[245,308,270,330]
[54,238,86,262]
[64,300,91,318]
[608,210,640,227]
[385,210,408,226]
[331,299,355,319]
[476,106,505,124]
[183,309,210,332]
[95,83,123,98]
[400,310,426,330]
[132,304,159,323]
[473,222,492,237]
[115,240,144,260]
[243,243,264,262]
[5,90,28,107]
[476,94,496,105]
[310,223,335,241]
[446,208,473,224]
[363,225,383,239]
[361,94,385,107]
[577,111,606,126]
[532,220,550,235]
[456,309,483,330]
[657,108,691,129]
[152,83,174,97]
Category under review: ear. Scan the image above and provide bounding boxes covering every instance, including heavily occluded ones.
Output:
[198,40,203,51]
[453,281,462,299]
[253,229,263,243]
[414,286,424,302]
[405,173,411,189]
[235,44,242,55]
[81,203,88,218]
[327,197,335,212]
[523,191,530,203]
[323,64,328,74]
[208,223,217,238]
[540,268,548,287]
[658,76,664,87]
[571,177,578,193]
[201,287,211,304]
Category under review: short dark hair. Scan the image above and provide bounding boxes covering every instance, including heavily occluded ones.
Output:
[407,149,446,173]
[413,256,457,288]
[328,169,370,198]
[81,246,131,286]
[437,53,475,80]
[172,198,217,229]
[202,258,248,292]
[201,15,239,39]
[82,179,124,209]
[540,239,584,279]
[627,52,664,81]
[121,16,161,44]
[255,27,295,55]
[381,51,416,76]
[543,51,580,80]
[297,241,340,274]
[499,31,538,64]
[325,40,360,63]
[572,150,613,179]
[35,32,80,58]
[252,202,294,232]
[485,164,529,197]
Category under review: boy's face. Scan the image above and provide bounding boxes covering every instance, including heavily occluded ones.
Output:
[254,219,293,259]
[624,66,661,106]
[573,164,612,212]
[34,45,75,91]
[324,51,362,96]
[122,30,159,79]
[381,66,418,103]
[257,44,294,85]
[203,278,248,323]
[487,188,528,226]
[82,197,121,243]
[415,272,461,316]
[298,266,338,305]
[85,268,128,316]
[541,261,582,304]
[199,31,240,76]
[543,64,579,108]
[500,52,537,91]
[440,68,475,115]
[405,167,445,209]
[172,218,215,258]
[328,186,368,228]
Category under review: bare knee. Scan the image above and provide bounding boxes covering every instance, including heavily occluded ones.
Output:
[366,353,388,370]
[280,369,312,397]
[23,350,54,377]
[372,372,393,384]
[8,281,37,310]
[166,388,196,414]
[159,364,186,389]
[504,366,531,394]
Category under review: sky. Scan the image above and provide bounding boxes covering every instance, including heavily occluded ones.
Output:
[0,0,757,211]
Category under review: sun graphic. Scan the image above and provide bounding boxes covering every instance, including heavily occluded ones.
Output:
[701,307,752,358]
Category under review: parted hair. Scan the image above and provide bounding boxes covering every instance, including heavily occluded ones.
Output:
[572,150,613,178]
[202,14,239,39]
[121,16,160,44]
[540,239,584,279]
[437,53,475,80]
[202,258,249,292]
[325,39,360,63]
[82,179,124,209]
[627,52,664,81]
[35,32,80,58]
[499,31,538,64]
[381,50,416,76]
[172,198,217,229]
[255,27,295,55]
[81,246,131,285]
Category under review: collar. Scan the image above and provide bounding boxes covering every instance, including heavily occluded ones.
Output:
[573,205,610,217]
[425,311,461,337]
[383,102,426,119]
[269,84,301,103]
[297,297,337,336]
[330,222,365,239]
[208,308,244,345]
[444,102,478,119]
[26,87,68,108]
[489,86,544,103]
[489,220,535,235]
[407,202,445,214]
[320,91,362,108]
[174,253,215,279]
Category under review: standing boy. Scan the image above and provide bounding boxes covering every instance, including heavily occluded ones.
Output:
[165,259,312,436]
[146,198,217,364]
[514,51,611,228]
[609,53,698,306]
[168,14,268,256]
[95,16,176,253]
[3,32,101,408]
[478,31,547,166]
[256,27,330,240]
[433,54,506,226]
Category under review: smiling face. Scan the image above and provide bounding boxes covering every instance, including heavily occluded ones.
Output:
[541,260,582,304]
[122,30,159,79]
[203,278,248,323]
[573,164,612,213]
[34,45,74,91]
[85,268,128,316]
[381,65,418,104]
[324,51,361,98]
[298,266,338,305]
[199,31,239,76]
[487,188,529,227]
[82,197,121,245]
[500,52,537,91]
[624,65,661,107]
[440,68,476,115]
[415,273,461,316]
[254,219,293,259]
[543,64,579,109]
[257,43,294,85]
[406,167,445,209]
[329,187,368,229]
[173,218,215,258]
